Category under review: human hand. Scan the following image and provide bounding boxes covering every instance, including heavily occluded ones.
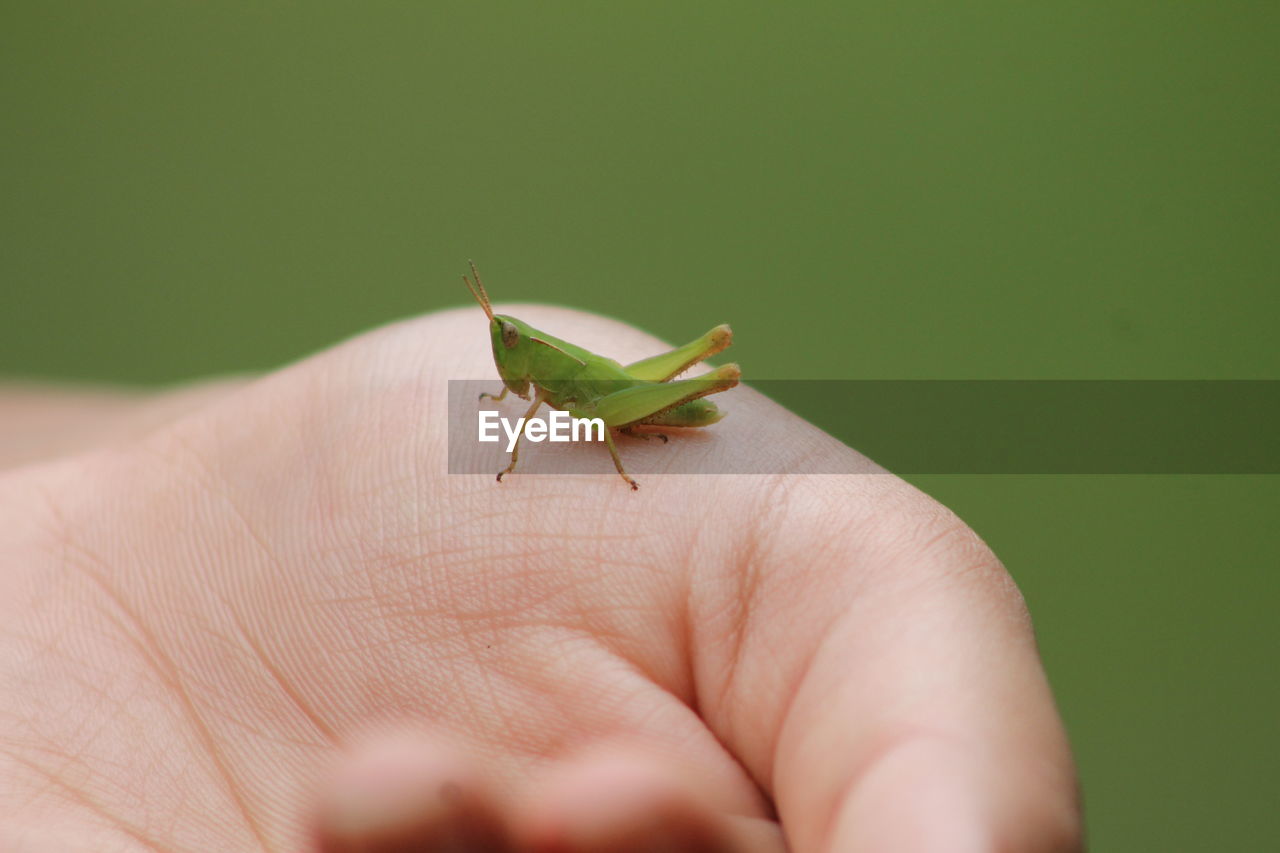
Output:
[0,306,1081,852]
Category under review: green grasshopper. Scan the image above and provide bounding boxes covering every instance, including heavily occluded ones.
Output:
[464,262,740,490]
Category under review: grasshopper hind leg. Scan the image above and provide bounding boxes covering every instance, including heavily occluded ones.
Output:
[620,426,669,444]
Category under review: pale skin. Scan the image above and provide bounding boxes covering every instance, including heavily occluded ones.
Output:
[0,305,1082,852]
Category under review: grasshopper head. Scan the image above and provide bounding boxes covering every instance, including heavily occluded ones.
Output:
[489,313,533,397]
[463,262,533,397]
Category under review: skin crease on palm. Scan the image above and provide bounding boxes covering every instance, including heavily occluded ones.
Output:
[0,305,1083,853]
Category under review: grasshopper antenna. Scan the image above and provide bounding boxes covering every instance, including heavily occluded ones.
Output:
[463,259,495,322]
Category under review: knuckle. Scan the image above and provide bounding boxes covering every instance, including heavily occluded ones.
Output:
[871,487,1033,625]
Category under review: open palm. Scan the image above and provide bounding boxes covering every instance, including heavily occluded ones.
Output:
[0,306,1080,852]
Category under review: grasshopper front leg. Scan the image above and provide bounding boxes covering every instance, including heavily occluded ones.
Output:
[496,394,544,482]
[479,386,509,403]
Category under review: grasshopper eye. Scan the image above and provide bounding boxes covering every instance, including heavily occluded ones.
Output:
[500,321,519,349]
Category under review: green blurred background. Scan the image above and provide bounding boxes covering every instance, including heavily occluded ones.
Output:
[3,3,1276,849]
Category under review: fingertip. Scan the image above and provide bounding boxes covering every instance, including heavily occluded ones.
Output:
[517,748,736,853]
[312,730,511,853]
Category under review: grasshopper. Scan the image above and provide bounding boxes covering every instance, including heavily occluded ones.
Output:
[464,262,740,490]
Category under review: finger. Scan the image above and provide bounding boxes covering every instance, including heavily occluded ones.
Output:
[312,730,512,853]
[0,379,248,468]
[516,745,785,853]
[693,476,1082,852]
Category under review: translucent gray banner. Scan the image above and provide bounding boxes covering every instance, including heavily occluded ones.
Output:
[448,380,1279,476]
